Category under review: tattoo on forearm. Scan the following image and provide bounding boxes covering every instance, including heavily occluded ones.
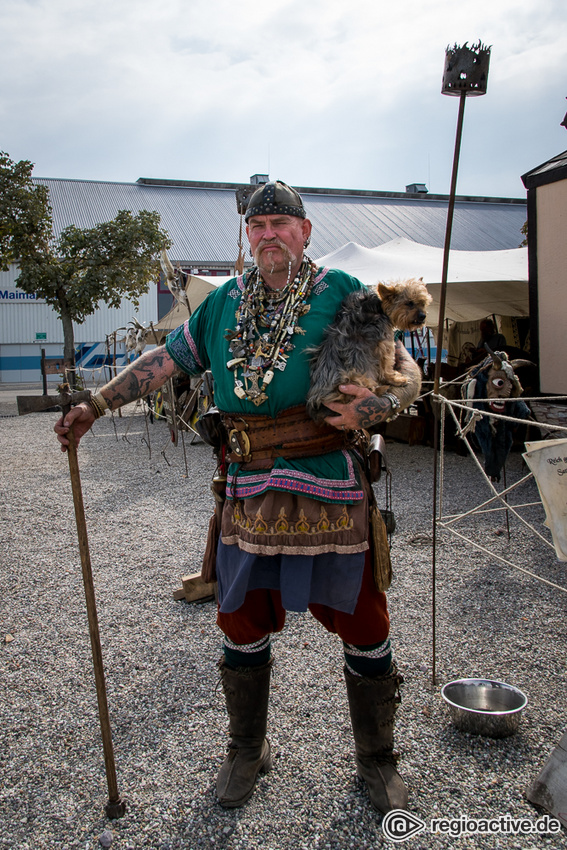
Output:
[355,395,390,429]
[102,349,172,409]
[392,341,422,409]
[394,343,405,369]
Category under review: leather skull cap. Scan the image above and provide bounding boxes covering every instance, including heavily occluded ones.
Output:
[244,180,306,221]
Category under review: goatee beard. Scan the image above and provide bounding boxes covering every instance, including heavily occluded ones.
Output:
[254,241,299,277]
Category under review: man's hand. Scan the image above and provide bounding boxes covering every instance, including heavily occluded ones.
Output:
[324,341,423,431]
[324,384,393,431]
[54,403,96,452]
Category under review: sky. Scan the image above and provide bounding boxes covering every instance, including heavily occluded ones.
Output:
[1,0,566,200]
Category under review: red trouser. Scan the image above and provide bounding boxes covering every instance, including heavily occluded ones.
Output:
[216,549,390,646]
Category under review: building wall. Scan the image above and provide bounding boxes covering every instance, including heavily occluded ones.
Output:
[0,266,160,382]
[535,180,567,394]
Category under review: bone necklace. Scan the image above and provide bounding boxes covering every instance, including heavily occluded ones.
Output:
[226,257,316,406]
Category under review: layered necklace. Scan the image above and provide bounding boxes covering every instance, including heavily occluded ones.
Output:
[226,257,316,406]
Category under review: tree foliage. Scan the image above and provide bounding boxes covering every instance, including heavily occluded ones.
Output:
[520,220,528,247]
[17,209,171,323]
[1,151,172,370]
[0,151,52,270]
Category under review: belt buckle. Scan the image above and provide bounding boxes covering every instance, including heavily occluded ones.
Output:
[228,427,251,462]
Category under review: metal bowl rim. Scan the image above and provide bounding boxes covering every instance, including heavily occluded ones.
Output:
[441,678,528,716]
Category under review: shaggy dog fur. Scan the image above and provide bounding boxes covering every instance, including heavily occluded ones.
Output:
[306,278,432,421]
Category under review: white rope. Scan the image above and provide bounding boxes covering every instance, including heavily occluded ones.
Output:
[436,524,567,594]
[438,394,446,516]
[442,501,542,519]
[443,395,567,433]
[434,393,567,593]
[442,397,555,548]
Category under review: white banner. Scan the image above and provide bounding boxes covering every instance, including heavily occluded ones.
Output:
[523,438,567,561]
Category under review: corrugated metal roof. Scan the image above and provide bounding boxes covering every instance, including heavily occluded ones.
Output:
[521,149,567,190]
[34,177,527,264]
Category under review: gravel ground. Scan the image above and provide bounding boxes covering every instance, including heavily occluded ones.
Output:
[1,398,566,850]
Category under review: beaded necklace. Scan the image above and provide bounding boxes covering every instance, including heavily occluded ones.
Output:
[226,257,316,406]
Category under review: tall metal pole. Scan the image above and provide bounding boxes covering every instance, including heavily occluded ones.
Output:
[431,89,467,684]
[432,89,467,396]
[430,41,491,684]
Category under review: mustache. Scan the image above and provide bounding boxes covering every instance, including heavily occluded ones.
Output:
[257,238,289,253]
[253,239,297,274]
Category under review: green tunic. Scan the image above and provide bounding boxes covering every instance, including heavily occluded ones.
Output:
[165,266,366,504]
[166,265,372,613]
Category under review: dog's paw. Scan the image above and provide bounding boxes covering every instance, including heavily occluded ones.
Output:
[389,374,409,387]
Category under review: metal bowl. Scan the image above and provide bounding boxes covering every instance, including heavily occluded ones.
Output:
[441,678,528,738]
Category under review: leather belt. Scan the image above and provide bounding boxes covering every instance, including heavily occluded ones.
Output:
[221,405,347,464]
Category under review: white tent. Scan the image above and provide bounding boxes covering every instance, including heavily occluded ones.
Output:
[316,238,529,325]
[153,237,529,336]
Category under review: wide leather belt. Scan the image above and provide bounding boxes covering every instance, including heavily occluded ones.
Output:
[221,405,347,464]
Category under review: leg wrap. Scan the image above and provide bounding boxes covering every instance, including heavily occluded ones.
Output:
[343,638,392,678]
[223,635,271,669]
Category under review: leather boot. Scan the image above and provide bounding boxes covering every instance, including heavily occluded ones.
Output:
[216,658,273,807]
[344,663,409,814]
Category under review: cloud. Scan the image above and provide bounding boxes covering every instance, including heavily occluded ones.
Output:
[1,0,565,197]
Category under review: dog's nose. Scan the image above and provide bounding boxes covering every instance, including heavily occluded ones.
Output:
[417,311,426,323]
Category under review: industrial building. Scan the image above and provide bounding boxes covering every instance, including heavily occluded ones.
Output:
[0,174,527,383]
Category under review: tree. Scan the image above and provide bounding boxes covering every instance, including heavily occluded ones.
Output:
[0,152,171,376]
[520,220,528,247]
[0,151,52,269]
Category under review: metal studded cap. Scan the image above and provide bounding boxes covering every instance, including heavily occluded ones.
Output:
[244,180,306,221]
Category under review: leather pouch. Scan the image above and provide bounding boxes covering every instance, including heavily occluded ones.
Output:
[194,406,226,451]
[200,475,226,584]
[367,433,387,483]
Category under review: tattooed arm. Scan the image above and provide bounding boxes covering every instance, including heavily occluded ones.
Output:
[93,345,177,410]
[324,340,422,431]
[54,345,179,450]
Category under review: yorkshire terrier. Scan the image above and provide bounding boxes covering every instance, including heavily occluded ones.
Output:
[306,277,432,421]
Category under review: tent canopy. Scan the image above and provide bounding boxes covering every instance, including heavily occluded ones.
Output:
[153,238,529,336]
[316,238,529,324]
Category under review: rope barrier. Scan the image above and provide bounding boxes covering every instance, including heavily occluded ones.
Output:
[433,391,567,593]
[436,524,567,595]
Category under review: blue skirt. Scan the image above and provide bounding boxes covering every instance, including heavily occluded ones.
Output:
[216,538,366,615]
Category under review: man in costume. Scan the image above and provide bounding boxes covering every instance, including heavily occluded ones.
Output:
[55,181,421,815]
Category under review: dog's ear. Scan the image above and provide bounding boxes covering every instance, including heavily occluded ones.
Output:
[364,291,384,314]
[377,281,392,299]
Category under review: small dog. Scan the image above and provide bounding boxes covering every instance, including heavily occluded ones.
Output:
[306,277,432,421]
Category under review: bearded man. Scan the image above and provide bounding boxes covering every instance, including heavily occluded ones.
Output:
[55,181,421,815]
